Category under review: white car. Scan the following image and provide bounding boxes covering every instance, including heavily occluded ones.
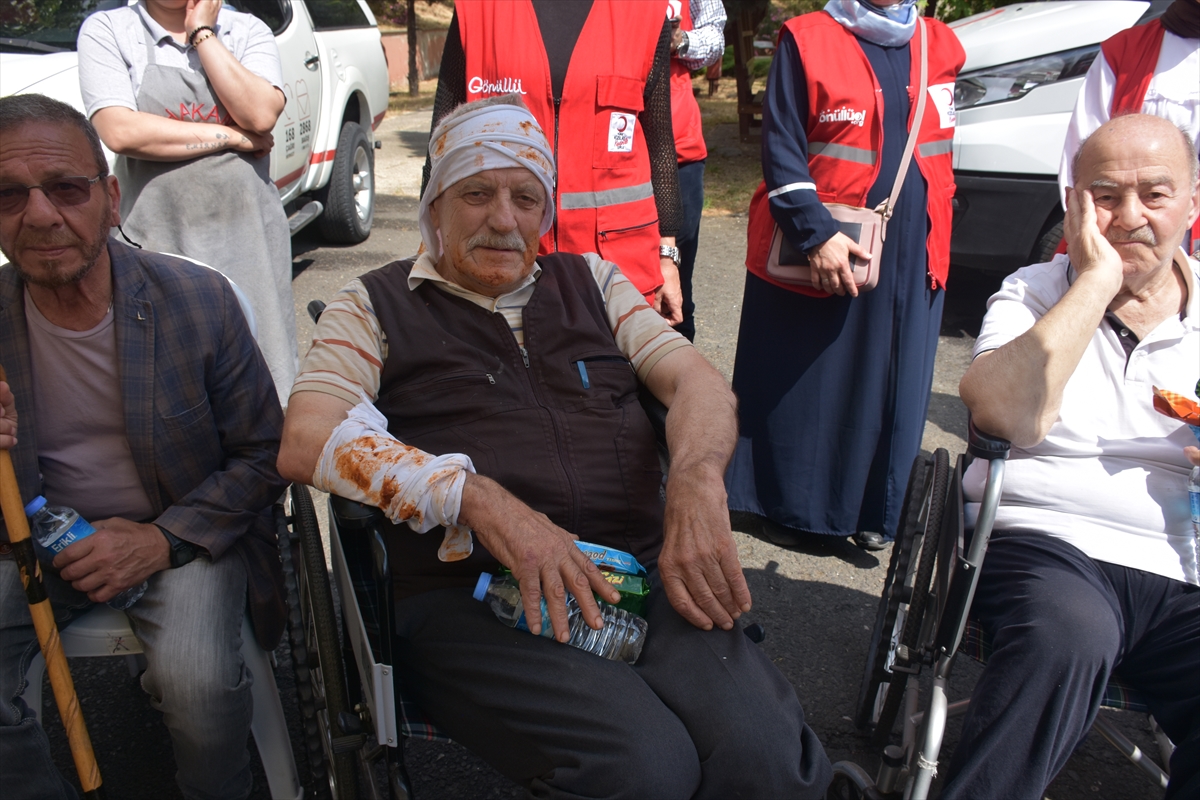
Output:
[0,0,389,244]
[948,0,1169,273]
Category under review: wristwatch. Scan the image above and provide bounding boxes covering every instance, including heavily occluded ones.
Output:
[659,245,681,267]
[157,525,198,569]
[676,31,690,56]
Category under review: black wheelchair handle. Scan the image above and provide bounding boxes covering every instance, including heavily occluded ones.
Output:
[966,416,1012,461]
[307,299,327,324]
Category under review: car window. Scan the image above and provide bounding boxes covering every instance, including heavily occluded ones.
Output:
[230,0,292,35]
[0,0,126,52]
[303,0,372,30]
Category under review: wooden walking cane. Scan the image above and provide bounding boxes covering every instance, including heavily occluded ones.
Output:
[0,365,104,798]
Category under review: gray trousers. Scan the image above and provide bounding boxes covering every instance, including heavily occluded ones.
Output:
[394,568,832,799]
[0,554,254,800]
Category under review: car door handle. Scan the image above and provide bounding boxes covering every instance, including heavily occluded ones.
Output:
[304,54,320,69]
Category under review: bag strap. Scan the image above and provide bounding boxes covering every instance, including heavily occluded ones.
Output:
[876,16,928,223]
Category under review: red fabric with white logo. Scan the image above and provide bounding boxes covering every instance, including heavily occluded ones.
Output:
[668,0,708,164]
[457,0,666,298]
[744,12,965,293]
[1103,19,1166,116]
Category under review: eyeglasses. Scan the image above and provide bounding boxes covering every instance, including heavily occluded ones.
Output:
[0,175,103,215]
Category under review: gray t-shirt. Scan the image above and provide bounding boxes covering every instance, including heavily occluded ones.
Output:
[78,0,283,118]
[25,291,155,524]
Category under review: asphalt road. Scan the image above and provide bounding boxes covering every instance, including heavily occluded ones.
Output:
[41,110,1165,800]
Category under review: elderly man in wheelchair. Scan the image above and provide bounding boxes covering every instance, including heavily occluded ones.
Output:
[278,94,832,799]
[942,114,1200,798]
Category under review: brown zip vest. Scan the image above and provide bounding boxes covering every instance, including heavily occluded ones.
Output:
[360,254,665,599]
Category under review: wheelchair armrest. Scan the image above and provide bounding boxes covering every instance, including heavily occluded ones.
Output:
[966,416,1011,462]
[330,494,386,530]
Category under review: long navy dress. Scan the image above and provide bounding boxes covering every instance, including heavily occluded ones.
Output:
[725,26,944,540]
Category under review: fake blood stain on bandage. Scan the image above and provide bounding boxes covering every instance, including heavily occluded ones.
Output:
[333,435,428,523]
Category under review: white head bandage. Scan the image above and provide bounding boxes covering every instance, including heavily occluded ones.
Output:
[418,100,556,259]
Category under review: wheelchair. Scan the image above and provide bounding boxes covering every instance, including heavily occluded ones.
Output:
[281,483,445,800]
[828,423,1176,800]
[282,298,683,800]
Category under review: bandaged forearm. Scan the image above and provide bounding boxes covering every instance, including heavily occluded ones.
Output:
[313,400,477,561]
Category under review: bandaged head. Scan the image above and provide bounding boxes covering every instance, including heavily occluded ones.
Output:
[418,95,556,259]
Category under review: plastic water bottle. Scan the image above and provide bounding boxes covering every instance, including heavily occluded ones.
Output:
[1190,465,1200,542]
[473,572,648,664]
[24,496,147,610]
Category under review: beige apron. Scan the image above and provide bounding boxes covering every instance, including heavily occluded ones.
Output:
[115,25,297,399]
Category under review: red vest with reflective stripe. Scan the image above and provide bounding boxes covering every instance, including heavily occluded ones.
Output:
[745,13,964,294]
[1102,19,1166,115]
[668,0,708,164]
[1100,19,1200,245]
[458,0,665,298]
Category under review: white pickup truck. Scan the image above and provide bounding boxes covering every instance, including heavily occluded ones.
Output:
[0,0,389,244]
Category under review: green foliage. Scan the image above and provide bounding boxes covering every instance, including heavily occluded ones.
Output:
[931,0,1026,23]
[739,0,1031,38]
[749,55,773,79]
[367,0,409,27]
[0,0,120,47]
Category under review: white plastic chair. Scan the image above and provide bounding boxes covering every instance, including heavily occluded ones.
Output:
[21,271,300,799]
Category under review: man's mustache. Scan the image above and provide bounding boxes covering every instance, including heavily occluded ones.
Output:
[467,231,527,252]
[16,230,84,249]
[1106,226,1156,246]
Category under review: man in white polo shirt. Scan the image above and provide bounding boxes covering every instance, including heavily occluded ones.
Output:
[947,113,1200,799]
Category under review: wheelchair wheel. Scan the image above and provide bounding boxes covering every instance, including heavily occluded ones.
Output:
[854,454,927,730]
[825,762,876,800]
[854,449,951,744]
[285,484,359,799]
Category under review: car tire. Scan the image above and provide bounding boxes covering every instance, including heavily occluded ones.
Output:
[318,122,374,244]
[1033,219,1064,264]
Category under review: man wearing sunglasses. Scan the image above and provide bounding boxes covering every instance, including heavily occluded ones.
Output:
[0,93,287,800]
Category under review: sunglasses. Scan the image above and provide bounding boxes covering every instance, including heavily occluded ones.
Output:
[0,175,103,215]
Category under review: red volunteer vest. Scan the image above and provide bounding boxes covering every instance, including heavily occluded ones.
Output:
[1101,19,1200,245]
[457,0,666,299]
[667,0,708,164]
[1102,19,1166,116]
[745,13,964,295]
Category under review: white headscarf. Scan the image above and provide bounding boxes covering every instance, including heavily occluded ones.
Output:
[418,101,557,259]
[824,0,918,47]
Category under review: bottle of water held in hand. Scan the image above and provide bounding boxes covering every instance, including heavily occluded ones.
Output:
[1190,465,1200,539]
[474,572,648,664]
[24,496,147,610]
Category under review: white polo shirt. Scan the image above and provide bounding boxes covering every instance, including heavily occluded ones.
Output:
[963,252,1200,584]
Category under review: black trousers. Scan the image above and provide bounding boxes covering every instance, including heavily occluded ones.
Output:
[675,159,705,343]
[393,566,831,799]
[943,531,1200,800]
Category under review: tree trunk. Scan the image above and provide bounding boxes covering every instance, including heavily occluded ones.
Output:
[407,0,419,96]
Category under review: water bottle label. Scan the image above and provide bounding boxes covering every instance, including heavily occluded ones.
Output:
[514,598,555,638]
[1190,488,1200,524]
[44,517,95,554]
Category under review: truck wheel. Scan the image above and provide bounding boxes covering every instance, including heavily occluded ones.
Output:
[1033,219,1064,264]
[318,122,374,244]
